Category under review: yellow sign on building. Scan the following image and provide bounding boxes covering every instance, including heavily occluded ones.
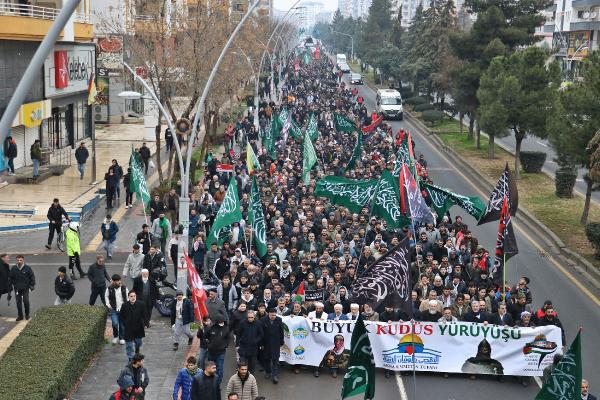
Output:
[12,100,52,128]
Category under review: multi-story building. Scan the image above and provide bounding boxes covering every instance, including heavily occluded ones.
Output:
[351,0,371,19]
[0,0,94,172]
[542,0,598,73]
[299,1,323,31]
[338,0,352,18]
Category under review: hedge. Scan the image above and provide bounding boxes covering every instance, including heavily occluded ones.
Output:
[413,103,434,112]
[421,110,445,126]
[520,151,547,173]
[555,163,577,198]
[585,222,600,259]
[0,305,107,400]
[404,96,428,106]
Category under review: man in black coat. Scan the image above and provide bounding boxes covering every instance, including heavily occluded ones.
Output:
[191,361,220,400]
[54,266,75,305]
[0,254,11,303]
[463,300,491,324]
[133,269,159,324]
[260,308,285,384]
[205,315,230,387]
[75,142,89,180]
[46,198,69,249]
[236,310,264,374]
[120,291,149,361]
[138,142,151,174]
[9,255,35,321]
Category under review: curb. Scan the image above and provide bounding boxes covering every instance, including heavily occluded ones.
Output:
[405,111,600,286]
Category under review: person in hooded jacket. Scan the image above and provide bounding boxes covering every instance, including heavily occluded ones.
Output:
[66,221,86,279]
[54,266,75,305]
[3,135,17,175]
[109,374,141,400]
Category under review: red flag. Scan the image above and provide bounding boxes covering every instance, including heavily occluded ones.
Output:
[407,129,415,162]
[186,255,208,320]
[492,196,518,284]
[315,46,320,59]
[362,115,383,133]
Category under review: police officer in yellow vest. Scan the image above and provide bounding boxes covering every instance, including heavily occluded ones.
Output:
[66,222,87,280]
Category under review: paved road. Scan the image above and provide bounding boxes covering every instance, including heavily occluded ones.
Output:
[2,72,600,399]
[342,70,600,397]
[457,114,599,205]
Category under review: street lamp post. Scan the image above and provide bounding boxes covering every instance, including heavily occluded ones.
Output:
[124,0,263,292]
[331,30,354,61]
[254,2,304,130]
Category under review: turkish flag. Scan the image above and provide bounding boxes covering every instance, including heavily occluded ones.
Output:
[54,51,69,89]
[185,255,208,320]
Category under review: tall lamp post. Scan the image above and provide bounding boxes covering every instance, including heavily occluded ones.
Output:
[124,0,264,292]
[254,3,305,130]
[331,30,354,61]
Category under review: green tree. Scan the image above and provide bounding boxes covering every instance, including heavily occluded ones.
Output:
[547,52,600,222]
[477,47,559,177]
[449,0,551,146]
[359,0,393,61]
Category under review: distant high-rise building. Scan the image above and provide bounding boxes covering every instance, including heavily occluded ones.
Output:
[299,1,324,31]
[351,0,372,19]
[338,0,353,18]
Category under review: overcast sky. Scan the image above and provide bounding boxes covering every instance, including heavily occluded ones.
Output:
[273,0,337,12]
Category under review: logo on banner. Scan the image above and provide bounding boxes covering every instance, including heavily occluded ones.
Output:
[381,334,442,368]
[294,346,305,355]
[293,327,308,339]
[523,335,558,368]
[54,51,69,89]
[283,323,290,338]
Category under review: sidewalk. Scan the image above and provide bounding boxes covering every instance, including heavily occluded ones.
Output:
[0,124,157,232]
[73,318,193,400]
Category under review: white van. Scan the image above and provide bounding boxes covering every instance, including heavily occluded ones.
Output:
[376,89,403,120]
[336,54,347,67]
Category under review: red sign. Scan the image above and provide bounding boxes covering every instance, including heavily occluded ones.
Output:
[54,51,69,89]
[362,115,383,133]
[216,163,234,173]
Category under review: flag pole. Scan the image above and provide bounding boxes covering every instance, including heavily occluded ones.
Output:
[503,253,507,297]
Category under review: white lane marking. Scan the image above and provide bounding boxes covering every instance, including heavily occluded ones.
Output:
[534,376,543,388]
[547,160,556,164]
[395,372,409,400]
[536,140,549,148]
[576,179,584,182]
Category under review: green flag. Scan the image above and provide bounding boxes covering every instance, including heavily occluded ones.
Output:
[303,51,311,65]
[271,111,282,139]
[422,182,486,221]
[372,169,410,229]
[393,136,415,178]
[302,129,318,185]
[248,176,268,257]
[289,120,302,140]
[129,150,151,206]
[535,330,581,400]
[263,117,278,159]
[315,176,377,213]
[341,316,375,400]
[346,131,363,171]
[307,112,319,141]
[206,176,242,246]
[335,113,357,133]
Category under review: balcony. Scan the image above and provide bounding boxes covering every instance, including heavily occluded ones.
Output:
[0,1,93,41]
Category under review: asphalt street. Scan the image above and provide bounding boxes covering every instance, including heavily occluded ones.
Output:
[1,69,600,400]
[340,70,600,397]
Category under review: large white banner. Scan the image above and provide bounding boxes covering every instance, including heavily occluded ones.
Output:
[280,317,563,376]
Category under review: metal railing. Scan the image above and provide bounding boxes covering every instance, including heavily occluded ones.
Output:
[0,2,90,23]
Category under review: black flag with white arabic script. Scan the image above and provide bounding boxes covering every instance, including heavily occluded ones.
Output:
[478,162,519,225]
[350,238,411,316]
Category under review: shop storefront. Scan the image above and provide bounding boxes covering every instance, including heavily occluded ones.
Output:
[8,100,52,170]
[42,43,95,149]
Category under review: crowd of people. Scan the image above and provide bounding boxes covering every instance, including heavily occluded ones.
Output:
[0,48,595,400]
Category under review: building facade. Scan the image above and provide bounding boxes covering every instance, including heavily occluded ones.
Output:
[542,0,598,74]
[0,0,93,172]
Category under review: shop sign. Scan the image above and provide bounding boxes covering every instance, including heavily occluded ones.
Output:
[44,44,95,98]
[12,100,52,128]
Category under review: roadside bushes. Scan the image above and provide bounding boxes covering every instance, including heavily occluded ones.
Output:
[404,96,428,106]
[555,156,578,198]
[413,103,434,112]
[520,151,547,173]
[585,222,600,258]
[0,305,107,400]
[421,110,445,126]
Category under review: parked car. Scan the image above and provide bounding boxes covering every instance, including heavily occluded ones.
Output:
[350,73,363,84]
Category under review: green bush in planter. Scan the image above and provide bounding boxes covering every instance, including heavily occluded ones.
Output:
[555,162,577,198]
[520,151,547,173]
[421,110,445,126]
[404,96,428,106]
[585,222,600,259]
[0,305,107,400]
[413,103,434,112]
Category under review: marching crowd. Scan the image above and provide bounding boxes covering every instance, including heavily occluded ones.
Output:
[0,49,594,400]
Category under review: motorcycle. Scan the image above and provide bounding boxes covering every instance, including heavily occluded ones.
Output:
[155,278,177,317]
